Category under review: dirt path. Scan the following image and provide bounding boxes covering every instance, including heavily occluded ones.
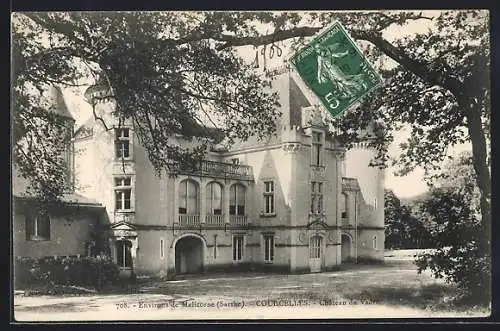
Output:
[13,261,489,321]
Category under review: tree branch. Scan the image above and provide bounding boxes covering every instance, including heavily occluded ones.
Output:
[210,26,464,96]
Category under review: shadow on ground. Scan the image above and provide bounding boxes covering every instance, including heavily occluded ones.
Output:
[15,301,101,313]
[342,282,489,313]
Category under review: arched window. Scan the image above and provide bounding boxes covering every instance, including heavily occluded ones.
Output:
[116,240,132,268]
[230,184,246,215]
[179,179,199,214]
[206,182,223,215]
[341,193,348,218]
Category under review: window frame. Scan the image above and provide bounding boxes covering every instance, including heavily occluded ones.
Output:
[213,235,218,260]
[309,236,322,259]
[232,234,245,262]
[179,179,199,215]
[114,128,131,160]
[263,234,275,263]
[25,211,51,241]
[114,176,132,211]
[116,240,133,269]
[311,131,323,166]
[341,192,349,219]
[310,181,324,215]
[206,182,223,215]
[160,238,164,259]
[263,180,275,216]
[229,184,246,216]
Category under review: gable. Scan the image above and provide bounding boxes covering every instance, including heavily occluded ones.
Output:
[109,222,136,231]
[74,117,95,140]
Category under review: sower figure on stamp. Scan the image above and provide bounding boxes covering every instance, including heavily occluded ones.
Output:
[314,42,367,100]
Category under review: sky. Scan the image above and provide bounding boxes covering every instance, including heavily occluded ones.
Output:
[62,10,473,199]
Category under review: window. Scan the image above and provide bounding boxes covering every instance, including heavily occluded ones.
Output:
[115,128,130,159]
[373,236,377,249]
[160,238,164,259]
[341,193,348,218]
[310,236,322,259]
[263,181,275,214]
[311,132,322,166]
[263,235,275,262]
[179,180,199,214]
[65,142,73,188]
[25,211,50,241]
[116,240,133,268]
[230,184,246,216]
[232,235,244,261]
[310,182,323,214]
[114,177,132,210]
[206,182,223,215]
[214,235,218,260]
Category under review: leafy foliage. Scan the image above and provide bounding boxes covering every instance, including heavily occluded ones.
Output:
[12,12,282,199]
[12,12,490,248]
[14,255,120,290]
[414,154,489,304]
[414,188,489,304]
[12,85,74,200]
[384,189,431,249]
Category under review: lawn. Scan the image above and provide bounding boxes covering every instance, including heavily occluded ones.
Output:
[13,253,490,321]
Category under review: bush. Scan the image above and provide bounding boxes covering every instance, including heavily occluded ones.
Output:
[14,255,120,290]
[415,244,490,305]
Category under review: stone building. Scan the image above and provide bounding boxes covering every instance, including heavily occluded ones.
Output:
[71,69,385,279]
[12,86,106,260]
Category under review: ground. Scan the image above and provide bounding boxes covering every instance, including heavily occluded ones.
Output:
[13,250,490,321]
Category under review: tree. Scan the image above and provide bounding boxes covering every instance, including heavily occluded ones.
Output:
[12,12,282,200]
[12,11,490,247]
[384,189,406,249]
[384,189,431,249]
[414,152,489,304]
[414,188,488,304]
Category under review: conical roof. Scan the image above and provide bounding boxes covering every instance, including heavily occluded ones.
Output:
[45,85,74,120]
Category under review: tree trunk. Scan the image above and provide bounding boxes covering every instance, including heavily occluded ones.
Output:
[462,97,491,256]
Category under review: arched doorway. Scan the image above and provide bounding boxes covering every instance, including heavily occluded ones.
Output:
[309,235,324,273]
[341,234,352,262]
[175,236,204,275]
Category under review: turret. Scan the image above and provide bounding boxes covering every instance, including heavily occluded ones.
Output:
[44,85,76,191]
[343,122,385,228]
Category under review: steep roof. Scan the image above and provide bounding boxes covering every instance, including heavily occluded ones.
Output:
[45,86,74,121]
[288,75,311,127]
[342,177,361,191]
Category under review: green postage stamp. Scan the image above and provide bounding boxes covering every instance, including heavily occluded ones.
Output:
[290,22,383,118]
